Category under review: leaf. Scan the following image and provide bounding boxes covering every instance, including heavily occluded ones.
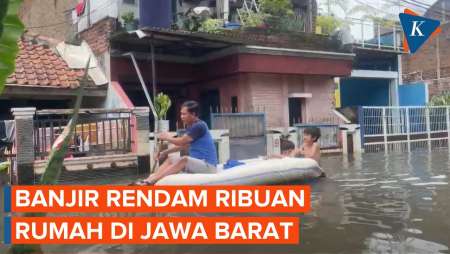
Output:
[155,93,172,120]
[40,58,90,185]
[0,161,9,172]
[0,0,24,94]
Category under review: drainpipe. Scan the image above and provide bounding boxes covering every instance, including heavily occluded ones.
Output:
[150,36,157,102]
[87,0,91,27]
[436,26,441,80]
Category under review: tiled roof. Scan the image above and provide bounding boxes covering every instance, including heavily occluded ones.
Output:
[6,40,86,88]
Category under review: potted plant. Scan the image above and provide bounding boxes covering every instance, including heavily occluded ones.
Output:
[155,92,172,132]
[121,11,136,31]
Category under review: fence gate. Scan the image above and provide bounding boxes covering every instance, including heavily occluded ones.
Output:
[34,109,133,160]
[359,106,450,153]
[211,113,266,160]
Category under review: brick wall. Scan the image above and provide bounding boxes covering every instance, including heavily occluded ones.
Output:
[245,73,335,127]
[19,0,77,41]
[402,21,450,99]
[426,77,450,98]
[79,17,117,56]
[247,73,286,127]
[303,76,335,122]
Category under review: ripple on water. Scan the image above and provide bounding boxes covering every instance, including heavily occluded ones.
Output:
[402,177,421,181]
[405,228,423,234]
[379,185,402,189]
[430,175,447,179]
[366,236,449,254]
[394,173,410,177]
[412,182,449,186]
[335,178,377,182]
[377,180,398,184]
[372,232,394,240]
[340,183,378,187]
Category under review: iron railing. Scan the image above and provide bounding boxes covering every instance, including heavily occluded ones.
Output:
[343,18,404,52]
[359,106,450,153]
[34,108,133,160]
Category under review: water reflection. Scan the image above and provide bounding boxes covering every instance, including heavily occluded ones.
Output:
[364,234,448,254]
[1,150,449,253]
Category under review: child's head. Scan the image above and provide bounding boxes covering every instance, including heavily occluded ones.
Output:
[280,139,295,156]
[303,127,321,144]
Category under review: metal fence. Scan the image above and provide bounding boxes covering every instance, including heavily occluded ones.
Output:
[34,109,133,160]
[344,18,404,52]
[211,113,266,160]
[359,106,450,153]
[211,113,266,138]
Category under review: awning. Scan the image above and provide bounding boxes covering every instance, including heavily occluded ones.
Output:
[110,28,241,58]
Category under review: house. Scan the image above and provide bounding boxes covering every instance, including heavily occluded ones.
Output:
[402,0,450,103]
[334,18,404,109]
[109,28,353,129]
[1,36,108,119]
[16,0,354,128]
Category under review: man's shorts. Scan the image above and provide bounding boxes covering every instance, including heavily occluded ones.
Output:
[169,156,217,174]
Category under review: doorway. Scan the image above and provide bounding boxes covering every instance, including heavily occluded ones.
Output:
[289,98,302,126]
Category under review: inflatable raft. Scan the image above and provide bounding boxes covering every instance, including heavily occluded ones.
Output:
[155,157,324,186]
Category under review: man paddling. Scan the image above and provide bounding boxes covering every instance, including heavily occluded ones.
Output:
[134,100,218,185]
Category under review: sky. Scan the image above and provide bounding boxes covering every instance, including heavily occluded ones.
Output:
[318,0,439,18]
[316,0,440,41]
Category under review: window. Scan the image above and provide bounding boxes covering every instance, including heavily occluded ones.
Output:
[123,0,136,5]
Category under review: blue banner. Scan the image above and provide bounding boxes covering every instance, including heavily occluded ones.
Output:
[4,217,11,244]
[3,185,10,213]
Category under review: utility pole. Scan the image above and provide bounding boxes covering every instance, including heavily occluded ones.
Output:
[328,0,331,15]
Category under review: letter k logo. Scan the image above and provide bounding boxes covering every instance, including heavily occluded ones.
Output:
[400,9,441,54]
[410,21,425,36]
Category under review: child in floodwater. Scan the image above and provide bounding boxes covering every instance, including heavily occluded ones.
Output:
[292,127,321,162]
[268,127,321,163]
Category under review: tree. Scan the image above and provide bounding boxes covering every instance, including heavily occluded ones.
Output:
[259,0,294,17]
[316,15,341,34]
[0,0,24,93]
[429,92,450,106]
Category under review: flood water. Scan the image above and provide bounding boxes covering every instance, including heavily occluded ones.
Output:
[1,149,449,253]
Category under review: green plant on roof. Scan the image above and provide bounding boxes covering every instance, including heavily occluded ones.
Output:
[259,0,294,17]
[239,10,266,28]
[199,18,224,33]
[121,11,135,24]
[155,92,172,120]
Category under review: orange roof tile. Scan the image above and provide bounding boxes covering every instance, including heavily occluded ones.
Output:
[7,39,88,88]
